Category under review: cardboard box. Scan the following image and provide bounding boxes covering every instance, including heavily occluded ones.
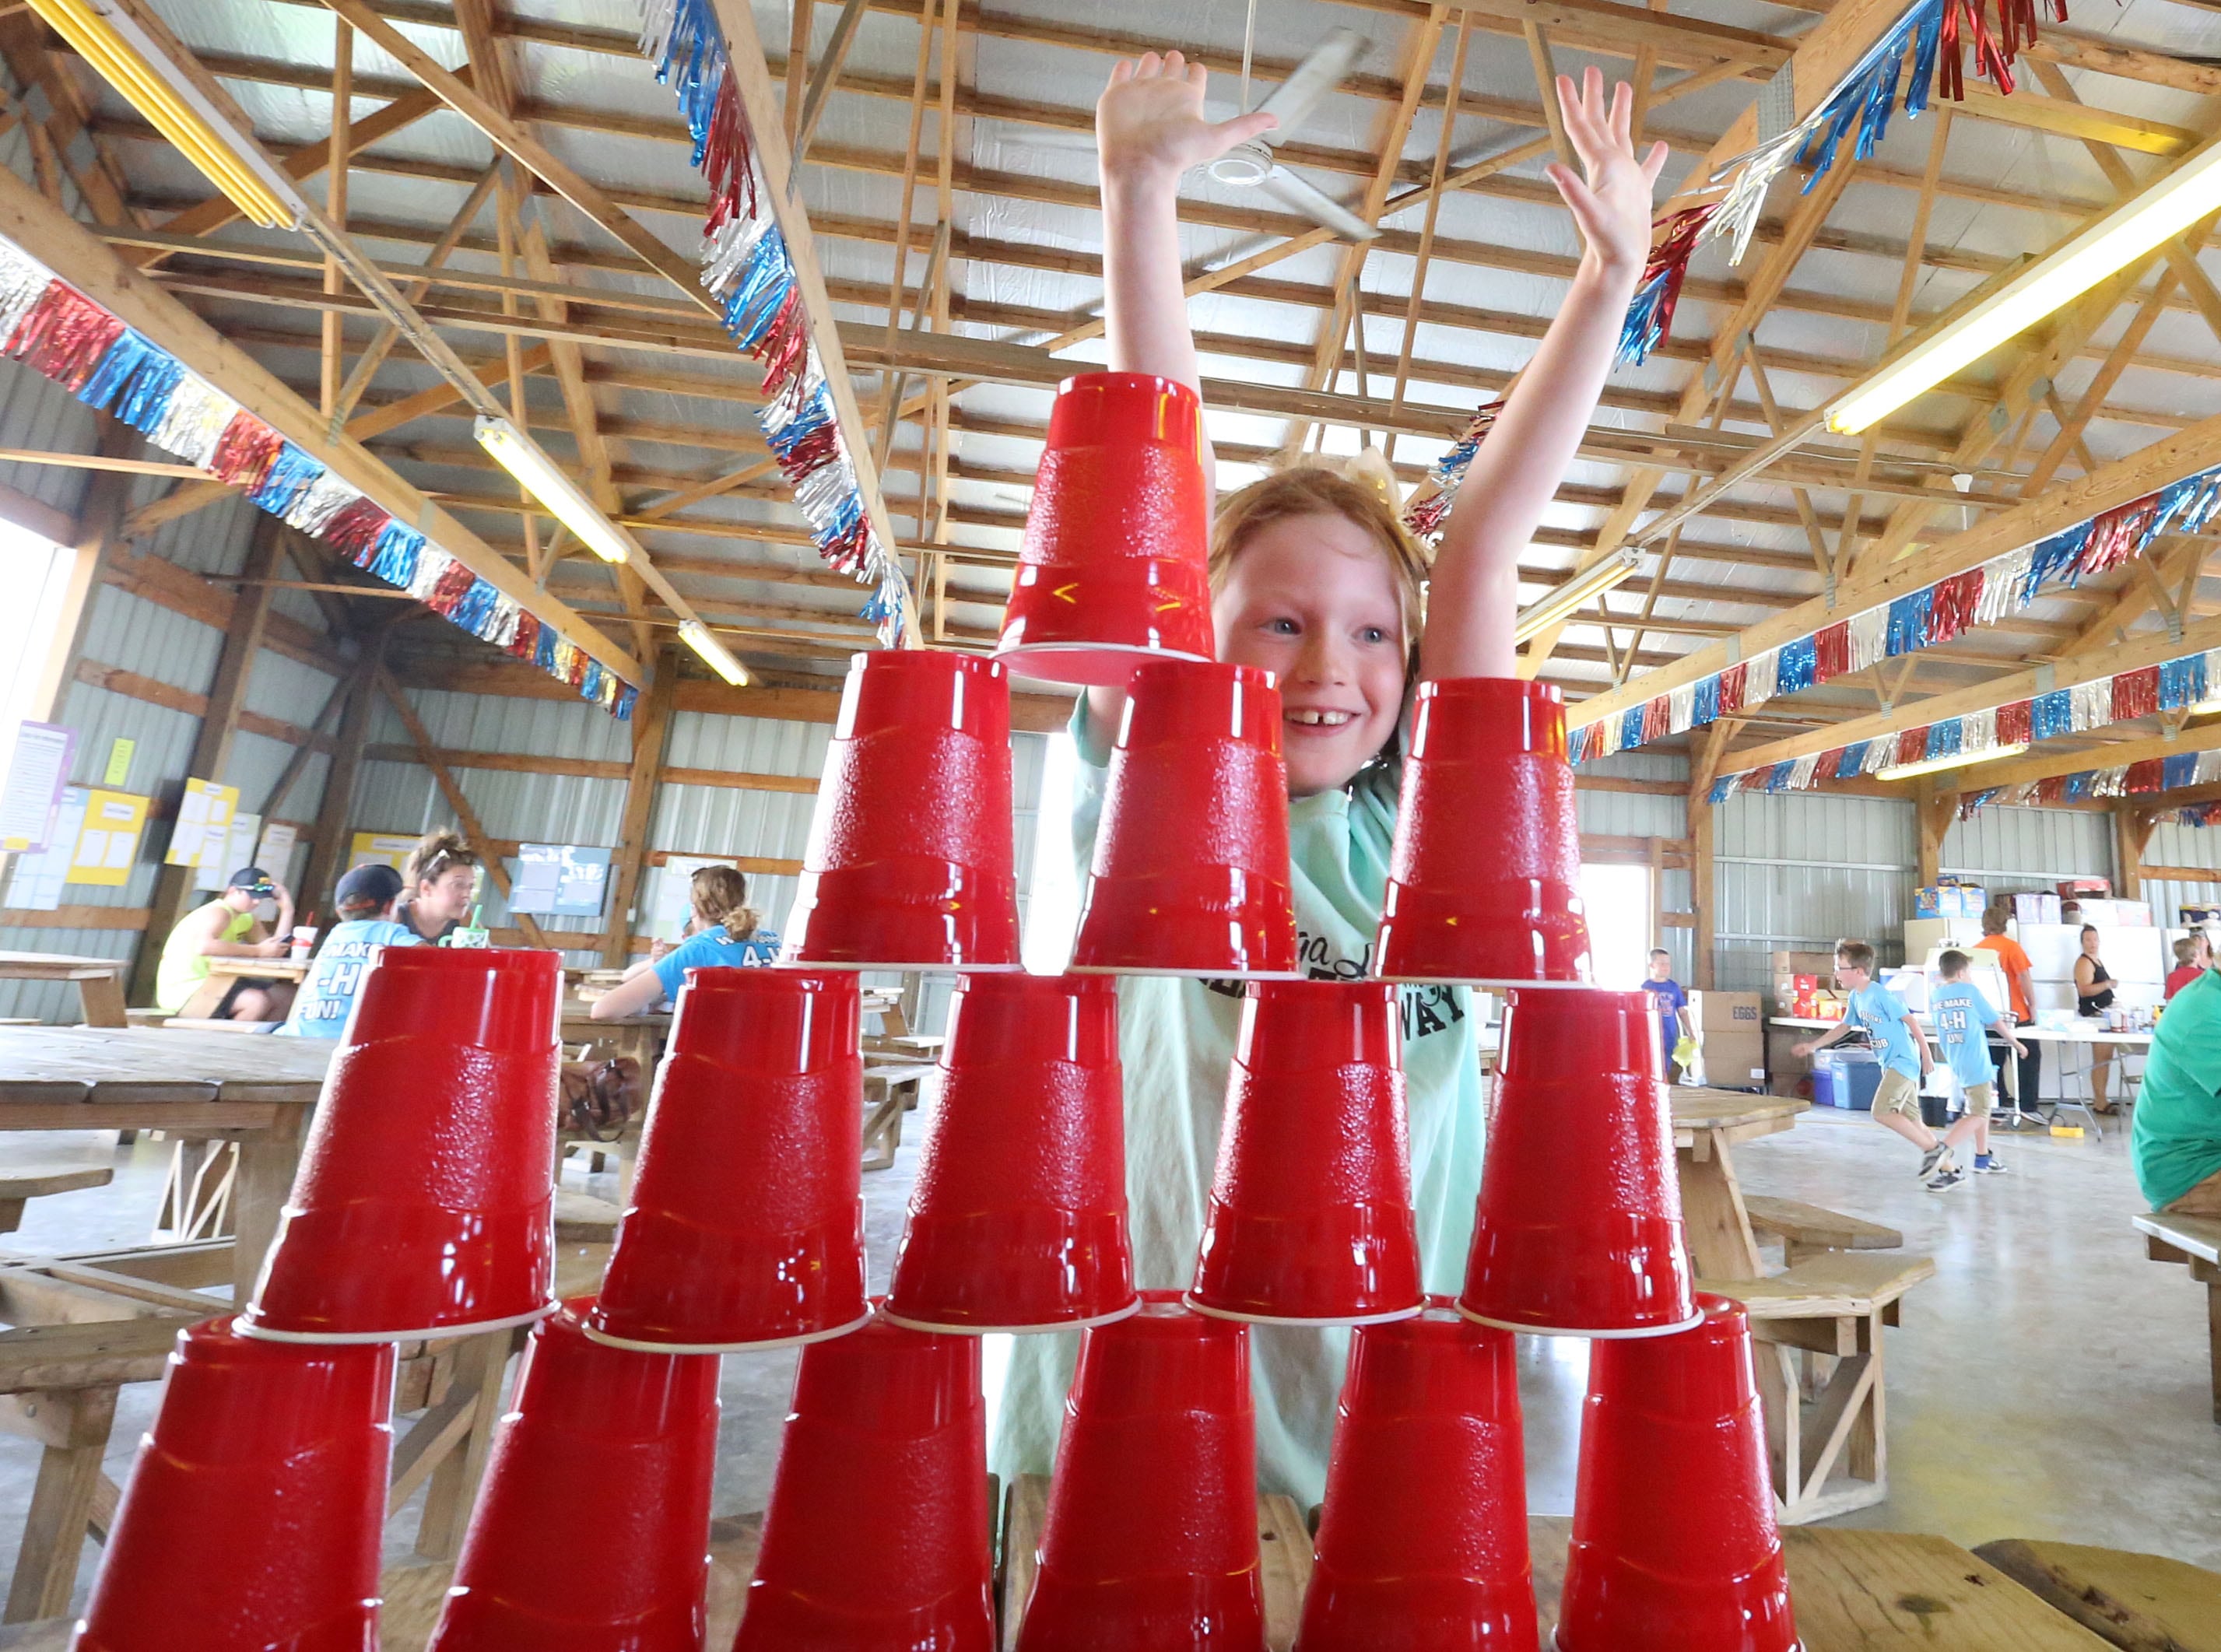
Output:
[2056,878,2110,898]
[1770,949,1836,976]
[1700,1030,1767,1088]
[2014,892,2062,926]
[1689,990,1762,1032]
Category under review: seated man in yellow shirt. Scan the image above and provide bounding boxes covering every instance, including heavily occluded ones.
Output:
[154,867,297,1022]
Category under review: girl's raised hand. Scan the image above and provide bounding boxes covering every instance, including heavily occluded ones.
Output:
[1545,65,1669,284]
[1097,51,1279,187]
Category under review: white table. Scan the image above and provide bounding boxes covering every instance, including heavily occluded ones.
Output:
[1770,1015,2151,1133]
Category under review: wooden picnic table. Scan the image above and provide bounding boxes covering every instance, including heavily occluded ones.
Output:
[0,1026,333,1301]
[1669,1086,1809,1280]
[0,952,127,1029]
[203,956,312,984]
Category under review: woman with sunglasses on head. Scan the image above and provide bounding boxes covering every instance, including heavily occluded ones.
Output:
[394,830,482,945]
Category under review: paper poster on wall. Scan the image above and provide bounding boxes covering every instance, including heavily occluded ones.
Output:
[348,832,419,874]
[0,721,75,852]
[512,844,612,918]
[164,777,238,869]
[68,790,148,889]
[3,786,86,910]
[651,856,737,933]
[218,810,263,886]
[255,820,298,885]
[102,737,135,788]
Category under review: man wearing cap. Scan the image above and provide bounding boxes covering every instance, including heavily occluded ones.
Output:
[153,867,297,1022]
[279,864,420,1038]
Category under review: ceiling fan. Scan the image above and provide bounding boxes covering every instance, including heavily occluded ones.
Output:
[1204,26,1378,242]
[988,26,1377,242]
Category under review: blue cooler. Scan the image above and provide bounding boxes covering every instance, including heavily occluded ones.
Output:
[1813,1050,1882,1110]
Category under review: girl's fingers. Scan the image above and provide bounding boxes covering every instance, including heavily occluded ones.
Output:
[1109,58,1135,84]
[1187,58,1209,87]
[1641,139,1669,186]
[1609,79,1633,146]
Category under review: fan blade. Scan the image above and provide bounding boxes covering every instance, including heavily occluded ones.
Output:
[1257,166,1379,241]
[1254,29,1370,144]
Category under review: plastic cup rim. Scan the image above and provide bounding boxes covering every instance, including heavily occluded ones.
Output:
[878,1296,1144,1337]
[1454,1302,1709,1340]
[1554,1633,1798,1652]
[992,641,1214,663]
[1182,1293,1424,1329]
[234,1300,559,1345]
[775,955,1027,975]
[1373,972,1595,990]
[1067,963,1309,981]
[577,1308,872,1356]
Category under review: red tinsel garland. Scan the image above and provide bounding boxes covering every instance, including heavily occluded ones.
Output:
[754,289,809,398]
[1896,728,1928,764]
[1813,620,1851,682]
[322,496,390,560]
[8,283,125,391]
[1925,569,1984,644]
[424,561,476,616]
[2079,499,2158,578]
[1640,696,1669,744]
[207,412,286,490]
[507,612,540,658]
[699,83,757,236]
[1995,699,2033,745]
[822,517,872,574]
[1818,746,1847,780]
[2110,666,2160,723]
[2124,759,2166,792]
[2033,775,2068,804]
[1717,661,1748,715]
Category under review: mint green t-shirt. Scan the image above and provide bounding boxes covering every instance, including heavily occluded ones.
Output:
[2132,966,2221,1208]
[989,711,1488,1507]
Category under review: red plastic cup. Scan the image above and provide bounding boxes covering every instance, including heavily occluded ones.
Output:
[76,1317,394,1652]
[995,373,1215,685]
[585,969,868,1352]
[1188,980,1421,1326]
[1458,988,1697,1338]
[1298,1300,1537,1650]
[1070,658,1299,980]
[240,945,562,1342]
[1016,1292,1265,1651]
[1558,1294,1797,1652]
[426,1299,721,1652]
[781,649,1023,972]
[735,1307,995,1650]
[1374,678,1592,987]
[885,973,1137,1333]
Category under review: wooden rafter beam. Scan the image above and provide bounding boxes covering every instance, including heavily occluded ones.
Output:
[0,155,642,682]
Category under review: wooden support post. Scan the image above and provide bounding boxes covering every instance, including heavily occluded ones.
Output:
[125,517,286,1007]
[600,651,678,967]
[1914,780,1955,889]
[2115,807,2157,901]
[26,420,135,724]
[300,636,385,918]
[1687,723,1731,991]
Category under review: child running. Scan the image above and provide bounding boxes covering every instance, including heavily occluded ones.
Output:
[1793,941,1962,1190]
[991,48,1668,1506]
[1928,949,2027,1184]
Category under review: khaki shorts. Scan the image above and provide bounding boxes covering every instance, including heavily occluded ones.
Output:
[1871,1068,1921,1120]
[1961,1080,1995,1116]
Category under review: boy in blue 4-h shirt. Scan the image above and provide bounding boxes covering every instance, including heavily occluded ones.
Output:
[1932,949,2030,1184]
[1795,938,1976,1192]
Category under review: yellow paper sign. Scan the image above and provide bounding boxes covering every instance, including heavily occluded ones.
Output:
[165,777,239,869]
[67,790,148,887]
[103,737,135,787]
[349,831,420,874]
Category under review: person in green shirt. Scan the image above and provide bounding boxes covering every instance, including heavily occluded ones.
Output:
[153,867,296,1020]
[2132,931,2221,1215]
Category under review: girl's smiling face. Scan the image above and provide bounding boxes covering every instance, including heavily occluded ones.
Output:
[1212,510,1410,798]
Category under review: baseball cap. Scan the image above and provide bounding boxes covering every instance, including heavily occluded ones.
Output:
[335,863,404,909]
[226,868,276,896]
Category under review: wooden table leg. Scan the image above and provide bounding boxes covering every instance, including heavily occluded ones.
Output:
[413,1331,511,1561]
[74,974,127,1029]
[1677,1134,1764,1280]
[230,1108,307,1305]
[2,1387,118,1623]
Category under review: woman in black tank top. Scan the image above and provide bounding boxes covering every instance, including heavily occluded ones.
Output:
[2074,925,2118,1111]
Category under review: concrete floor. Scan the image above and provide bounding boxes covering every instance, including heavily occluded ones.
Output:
[5,1093,2218,1616]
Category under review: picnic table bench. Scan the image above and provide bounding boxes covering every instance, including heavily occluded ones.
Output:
[2132,1209,2221,1423]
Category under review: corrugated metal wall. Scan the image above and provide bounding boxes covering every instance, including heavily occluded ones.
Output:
[1712,791,1918,990]
[2143,819,2221,939]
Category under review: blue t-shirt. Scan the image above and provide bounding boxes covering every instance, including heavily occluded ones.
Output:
[277,919,420,1038]
[1931,980,2002,1088]
[1844,981,1921,1079]
[650,924,782,1003]
[1642,977,1688,1026]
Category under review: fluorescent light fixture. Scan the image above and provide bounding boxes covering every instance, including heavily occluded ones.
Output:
[679,619,749,686]
[1875,742,2031,783]
[1830,133,2221,434]
[472,416,638,564]
[1512,546,1642,643]
[29,0,300,229]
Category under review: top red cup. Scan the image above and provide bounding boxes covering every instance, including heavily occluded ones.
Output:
[781,649,1024,972]
[346,943,563,1053]
[995,374,1215,686]
[1374,677,1592,987]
